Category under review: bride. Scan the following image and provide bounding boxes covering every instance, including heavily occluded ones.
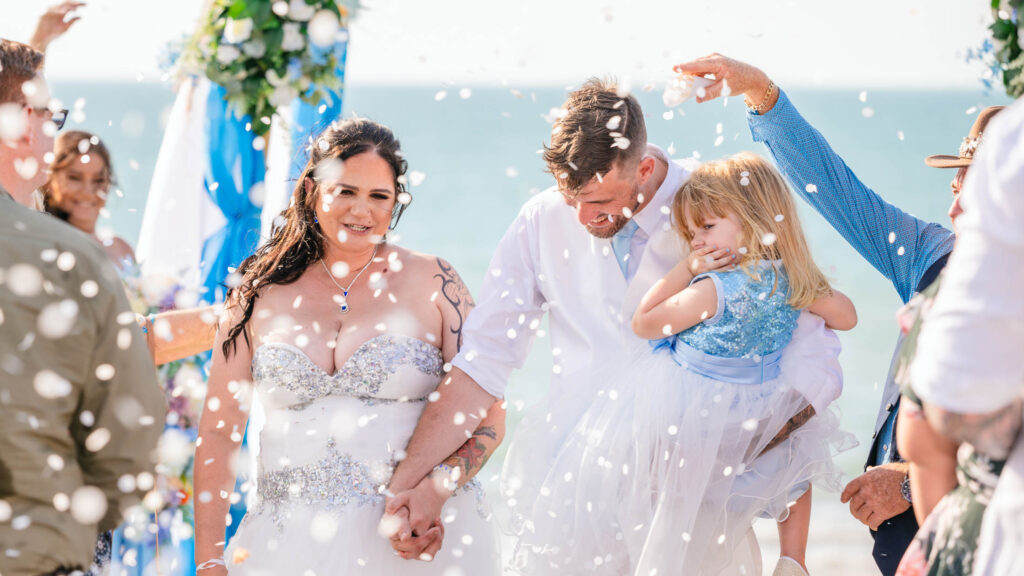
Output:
[194,118,502,574]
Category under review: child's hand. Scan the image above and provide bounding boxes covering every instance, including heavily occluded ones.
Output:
[688,246,736,276]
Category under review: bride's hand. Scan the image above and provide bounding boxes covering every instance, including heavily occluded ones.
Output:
[385,477,451,559]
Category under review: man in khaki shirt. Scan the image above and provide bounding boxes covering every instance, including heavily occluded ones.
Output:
[1,39,166,576]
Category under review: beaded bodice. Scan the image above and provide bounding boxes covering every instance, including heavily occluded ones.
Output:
[676,261,799,358]
[246,334,463,529]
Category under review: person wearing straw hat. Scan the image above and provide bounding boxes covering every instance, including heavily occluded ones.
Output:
[673,52,1004,576]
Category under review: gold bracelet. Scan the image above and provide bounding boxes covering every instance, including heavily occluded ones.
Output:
[747,80,775,114]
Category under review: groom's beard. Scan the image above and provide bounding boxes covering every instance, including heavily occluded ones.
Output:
[584,184,641,239]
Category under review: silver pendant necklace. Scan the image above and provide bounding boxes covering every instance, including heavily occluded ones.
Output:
[320,244,379,314]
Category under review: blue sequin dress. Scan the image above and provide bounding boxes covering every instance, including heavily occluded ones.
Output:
[513,262,856,576]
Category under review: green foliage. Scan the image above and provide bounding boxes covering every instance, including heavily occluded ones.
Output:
[182,0,359,137]
[989,0,1024,97]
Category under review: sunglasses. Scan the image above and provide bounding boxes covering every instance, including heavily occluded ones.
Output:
[30,106,69,131]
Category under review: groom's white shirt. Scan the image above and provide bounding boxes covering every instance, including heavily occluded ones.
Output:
[452,145,690,406]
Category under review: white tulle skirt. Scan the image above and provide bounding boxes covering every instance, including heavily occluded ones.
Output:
[508,326,857,576]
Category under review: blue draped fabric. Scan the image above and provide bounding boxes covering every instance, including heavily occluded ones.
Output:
[200,84,266,304]
[288,37,349,181]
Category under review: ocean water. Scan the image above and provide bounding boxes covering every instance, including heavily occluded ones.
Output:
[53,81,1012,574]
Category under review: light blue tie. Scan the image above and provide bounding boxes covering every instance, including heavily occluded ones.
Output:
[611,218,639,279]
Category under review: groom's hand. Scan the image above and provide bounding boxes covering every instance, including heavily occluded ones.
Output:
[386,481,451,561]
[673,54,778,112]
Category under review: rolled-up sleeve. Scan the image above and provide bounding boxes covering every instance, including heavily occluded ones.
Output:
[911,102,1024,414]
[453,201,547,398]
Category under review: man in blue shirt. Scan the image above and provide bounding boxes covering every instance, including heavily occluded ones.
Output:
[675,53,1002,575]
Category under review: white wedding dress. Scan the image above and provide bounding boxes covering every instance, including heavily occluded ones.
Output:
[225,335,501,575]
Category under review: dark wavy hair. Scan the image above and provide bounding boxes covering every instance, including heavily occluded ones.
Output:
[221,117,409,357]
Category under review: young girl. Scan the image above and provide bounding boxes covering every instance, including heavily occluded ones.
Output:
[514,152,857,576]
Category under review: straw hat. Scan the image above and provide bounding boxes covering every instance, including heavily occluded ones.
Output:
[925,106,1006,168]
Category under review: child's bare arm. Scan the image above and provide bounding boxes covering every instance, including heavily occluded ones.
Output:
[807,288,857,331]
[632,265,718,340]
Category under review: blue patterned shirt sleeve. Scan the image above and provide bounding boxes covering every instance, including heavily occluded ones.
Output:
[747,90,955,303]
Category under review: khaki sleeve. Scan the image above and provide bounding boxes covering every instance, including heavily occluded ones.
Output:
[71,264,166,532]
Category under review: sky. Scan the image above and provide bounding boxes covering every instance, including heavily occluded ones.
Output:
[1,0,999,88]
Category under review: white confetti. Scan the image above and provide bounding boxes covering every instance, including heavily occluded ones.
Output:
[80,280,99,298]
[70,485,107,525]
[85,428,111,452]
[861,107,875,118]
[34,370,72,399]
[888,232,896,244]
[7,263,43,297]
[459,88,472,99]
[761,233,777,246]
[37,299,79,339]
[47,454,65,471]
[308,10,340,47]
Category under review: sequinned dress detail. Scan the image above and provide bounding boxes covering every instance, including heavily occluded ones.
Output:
[225,335,500,575]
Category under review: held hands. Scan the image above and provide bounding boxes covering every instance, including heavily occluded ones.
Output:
[672,53,775,110]
[840,462,911,530]
[383,475,451,560]
[688,246,736,276]
[30,1,85,52]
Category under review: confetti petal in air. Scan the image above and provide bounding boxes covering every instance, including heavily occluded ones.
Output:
[0,103,29,141]
[70,486,108,525]
[34,370,72,399]
[861,107,875,118]
[308,10,340,48]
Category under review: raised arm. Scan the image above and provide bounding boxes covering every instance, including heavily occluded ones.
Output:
[675,54,954,303]
[807,288,858,331]
[193,301,253,574]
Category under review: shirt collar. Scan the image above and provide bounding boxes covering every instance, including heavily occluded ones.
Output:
[632,144,683,237]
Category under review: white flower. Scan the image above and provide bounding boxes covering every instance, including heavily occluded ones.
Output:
[288,0,315,21]
[269,83,300,108]
[215,44,242,65]
[242,40,267,58]
[281,22,305,51]
[266,68,287,87]
[223,17,254,44]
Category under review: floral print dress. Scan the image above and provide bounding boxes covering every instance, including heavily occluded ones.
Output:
[893,277,1006,576]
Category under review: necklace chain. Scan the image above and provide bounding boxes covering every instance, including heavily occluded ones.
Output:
[320,244,379,314]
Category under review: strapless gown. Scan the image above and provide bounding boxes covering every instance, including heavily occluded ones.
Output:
[225,335,501,575]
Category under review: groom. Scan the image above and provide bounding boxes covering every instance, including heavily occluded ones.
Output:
[385,78,838,570]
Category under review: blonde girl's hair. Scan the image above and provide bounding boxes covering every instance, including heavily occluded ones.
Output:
[672,151,832,309]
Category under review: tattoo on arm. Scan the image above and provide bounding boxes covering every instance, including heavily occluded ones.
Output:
[443,426,498,484]
[759,405,816,456]
[925,399,1022,460]
[434,258,475,350]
